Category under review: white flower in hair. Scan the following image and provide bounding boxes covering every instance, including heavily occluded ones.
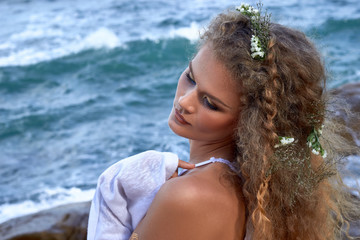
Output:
[235,4,245,11]
[236,3,259,16]
[250,35,265,60]
[235,2,270,60]
[307,126,327,158]
[251,51,265,59]
[312,148,320,155]
[317,124,324,136]
[280,137,295,145]
[275,136,295,148]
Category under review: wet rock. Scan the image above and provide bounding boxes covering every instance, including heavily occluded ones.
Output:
[0,201,91,240]
[331,82,360,148]
[332,82,360,239]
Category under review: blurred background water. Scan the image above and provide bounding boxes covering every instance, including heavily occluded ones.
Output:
[0,0,359,223]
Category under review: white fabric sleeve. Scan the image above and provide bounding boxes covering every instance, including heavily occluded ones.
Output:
[87,150,178,240]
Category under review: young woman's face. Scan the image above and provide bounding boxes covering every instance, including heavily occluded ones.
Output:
[168,44,241,143]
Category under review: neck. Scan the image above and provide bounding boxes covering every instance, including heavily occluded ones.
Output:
[188,138,236,164]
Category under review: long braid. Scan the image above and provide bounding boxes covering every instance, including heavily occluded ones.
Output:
[251,37,281,239]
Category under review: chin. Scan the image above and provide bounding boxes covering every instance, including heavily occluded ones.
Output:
[168,112,190,139]
[168,115,181,136]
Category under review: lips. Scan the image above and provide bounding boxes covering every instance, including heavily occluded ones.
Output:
[174,108,190,125]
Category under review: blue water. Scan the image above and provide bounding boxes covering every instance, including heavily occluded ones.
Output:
[0,0,359,223]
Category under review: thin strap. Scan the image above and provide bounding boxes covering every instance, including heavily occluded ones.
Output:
[209,157,237,172]
[179,157,237,176]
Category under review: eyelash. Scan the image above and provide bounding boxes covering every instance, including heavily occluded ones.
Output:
[185,72,218,111]
[185,72,196,85]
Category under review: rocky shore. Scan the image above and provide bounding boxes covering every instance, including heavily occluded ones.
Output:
[0,82,360,240]
[0,201,90,240]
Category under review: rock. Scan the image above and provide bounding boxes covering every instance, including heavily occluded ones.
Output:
[332,83,360,239]
[331,82,360,148]
[348,220,360,239]
[0,201,91,240]
[333,82,360,114]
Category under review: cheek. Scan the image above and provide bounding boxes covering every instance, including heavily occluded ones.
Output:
[196,110,237,134]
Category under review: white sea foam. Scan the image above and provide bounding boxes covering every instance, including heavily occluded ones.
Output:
[0,22,203,67]
[169,22,201,42]
[0,27,122,67]
[355,70,360,79]
[82,27,121,49]
[0,187,95,224]
[10,28,64,42]
[0,42,15,50]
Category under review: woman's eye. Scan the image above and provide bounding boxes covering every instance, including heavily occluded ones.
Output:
[185,72,196,85]
[203,97,218,110]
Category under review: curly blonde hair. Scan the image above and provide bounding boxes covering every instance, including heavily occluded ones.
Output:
[200,10,360,240]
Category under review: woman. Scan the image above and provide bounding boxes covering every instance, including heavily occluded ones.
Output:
[131,4,359,240]
[90,3,360,240]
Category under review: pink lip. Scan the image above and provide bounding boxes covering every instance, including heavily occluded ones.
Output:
[174,108,190,125]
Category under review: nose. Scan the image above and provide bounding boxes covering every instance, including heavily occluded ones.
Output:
[178,90,196,114]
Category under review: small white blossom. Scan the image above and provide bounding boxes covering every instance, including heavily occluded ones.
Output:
[250,35,264,59]
[275,136,295,148]
[236,3,249,12]
[236,6,244,12]
[236,3,259,16]
[251,35,258,42]
[312,148,320,155]
[322,150,327,158]
[281,137,294,145]
[251,51,264,58]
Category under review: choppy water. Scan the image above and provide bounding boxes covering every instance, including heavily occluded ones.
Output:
[0,0,359,223]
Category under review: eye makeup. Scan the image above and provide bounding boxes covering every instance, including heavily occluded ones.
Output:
[188,61,231,111]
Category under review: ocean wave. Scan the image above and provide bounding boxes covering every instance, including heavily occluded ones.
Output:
[165,22,201,42]
[0,27,122,67]
[82,27,120,49]
[0,187,95,224]
[315,17,360,36]
[0,21,201,68]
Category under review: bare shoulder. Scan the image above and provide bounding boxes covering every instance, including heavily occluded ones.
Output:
[134,166,246,240]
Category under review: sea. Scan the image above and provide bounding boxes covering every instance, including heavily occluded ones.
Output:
[0,0,359,224]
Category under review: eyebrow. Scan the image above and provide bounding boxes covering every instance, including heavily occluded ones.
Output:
[189,61,232,109]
